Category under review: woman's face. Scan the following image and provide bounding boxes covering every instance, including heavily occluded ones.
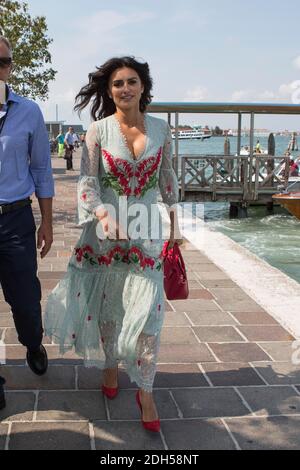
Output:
[108,67,144,113]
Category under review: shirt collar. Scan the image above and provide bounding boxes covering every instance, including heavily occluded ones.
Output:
[6,87,21,104]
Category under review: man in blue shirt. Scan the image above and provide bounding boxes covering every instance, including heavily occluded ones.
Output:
[64,127,75,170]
[0,36,55,409]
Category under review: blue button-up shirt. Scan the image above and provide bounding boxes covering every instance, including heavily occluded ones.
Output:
[0,88,55,203]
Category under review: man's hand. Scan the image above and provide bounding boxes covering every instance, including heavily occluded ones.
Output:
[37,222,53,259]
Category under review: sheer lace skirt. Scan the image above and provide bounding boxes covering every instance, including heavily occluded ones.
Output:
[44,264,164,392]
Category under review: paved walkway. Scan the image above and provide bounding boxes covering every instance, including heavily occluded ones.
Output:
[1,150,300,450]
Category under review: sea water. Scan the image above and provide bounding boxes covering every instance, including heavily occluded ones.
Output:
[179,136,300,283]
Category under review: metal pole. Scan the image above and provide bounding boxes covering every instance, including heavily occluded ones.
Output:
[168,112,171,127]
[175,112,179,177]
[237,113,242,186]
[56,104,58,122]
[237,113,242,155]
[249,112,255,198]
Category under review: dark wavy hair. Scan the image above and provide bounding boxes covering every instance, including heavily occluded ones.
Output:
[74,56,153,121]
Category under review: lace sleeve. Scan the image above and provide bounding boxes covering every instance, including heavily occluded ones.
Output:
[158,124,179,206]
[77,121,105,225]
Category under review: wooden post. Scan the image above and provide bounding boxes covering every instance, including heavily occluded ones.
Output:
[181,156,186,201]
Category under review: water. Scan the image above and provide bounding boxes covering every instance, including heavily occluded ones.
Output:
[178,136,300,284]
[178,135,298,157]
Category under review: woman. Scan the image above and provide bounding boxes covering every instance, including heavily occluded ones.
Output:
[56,132,65,157]
[45,57,179,432]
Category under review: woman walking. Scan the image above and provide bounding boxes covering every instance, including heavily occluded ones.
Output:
[45,57,179,432]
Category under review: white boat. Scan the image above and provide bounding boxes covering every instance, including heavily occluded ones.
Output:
[237,146,268,156]
[172,129,212,140]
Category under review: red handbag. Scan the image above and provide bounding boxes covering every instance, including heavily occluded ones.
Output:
[162,242,189,300]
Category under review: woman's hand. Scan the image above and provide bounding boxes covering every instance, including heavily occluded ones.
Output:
[167,236,184,250]
[168,209,183,249]
[95,208,128,240]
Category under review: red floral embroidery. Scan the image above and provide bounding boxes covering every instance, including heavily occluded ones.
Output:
[81,193,87,202]
[75,248,83,262]
[87,316,92,321]
[109,246,126,261]
[166,184,173,195]
[102,148,162,197]
[75,245,96,265]
[98,255,110,266]
[75,244,162,271]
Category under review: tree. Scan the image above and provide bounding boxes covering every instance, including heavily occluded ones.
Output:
[214,126,223,136]
[0,0,57,100]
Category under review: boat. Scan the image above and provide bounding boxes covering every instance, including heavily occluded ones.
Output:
[237,146,268,156]
[172,129,212,140]
[272,182,300,220]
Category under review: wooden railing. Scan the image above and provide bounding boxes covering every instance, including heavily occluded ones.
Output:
[179,155,290,202]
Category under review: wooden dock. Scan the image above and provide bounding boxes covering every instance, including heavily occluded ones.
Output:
[179,154,290,204]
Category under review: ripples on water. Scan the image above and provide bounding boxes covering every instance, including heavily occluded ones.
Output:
[179,137,300,282]
[204,203,300,283]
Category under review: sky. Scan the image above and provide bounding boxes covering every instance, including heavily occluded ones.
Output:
[21,0,300,131]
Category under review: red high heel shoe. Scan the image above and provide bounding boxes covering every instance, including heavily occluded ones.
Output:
[136,391,160,433]
[101,385,119,400]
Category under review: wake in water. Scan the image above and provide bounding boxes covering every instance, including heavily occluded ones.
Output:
[203,203,300,283]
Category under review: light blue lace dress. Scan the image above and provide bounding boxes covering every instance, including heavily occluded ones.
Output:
[44,114,178,392]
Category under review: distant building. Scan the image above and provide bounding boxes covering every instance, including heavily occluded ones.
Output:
[45,121,65,139]
[45,121,86,139]
[62,124,85,135]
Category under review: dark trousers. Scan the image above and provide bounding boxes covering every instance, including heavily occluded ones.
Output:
[0,205,43,351]
[65,145,74,170]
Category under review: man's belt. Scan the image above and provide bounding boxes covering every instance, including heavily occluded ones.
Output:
[0,198,32,215]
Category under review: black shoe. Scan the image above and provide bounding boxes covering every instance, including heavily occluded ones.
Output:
[26,345,48,376]
[0,377,6,410]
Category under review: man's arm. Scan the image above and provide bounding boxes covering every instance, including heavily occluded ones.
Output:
[37,198,53,259]
[28,104,55,258]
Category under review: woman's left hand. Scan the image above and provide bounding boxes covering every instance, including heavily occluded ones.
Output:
[167,237,184,250]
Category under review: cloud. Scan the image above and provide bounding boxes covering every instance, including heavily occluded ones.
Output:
[231,89,254,101]
[41,9,156,126]
[292,56,300,69]
[168,11,208,28]
[52,88,77,104]
[76,10,155,34]
[72,10,155,57]
[258,90,276,100]
[232,89,278,102]
[278,80,300,98]
[184,86,209,101]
